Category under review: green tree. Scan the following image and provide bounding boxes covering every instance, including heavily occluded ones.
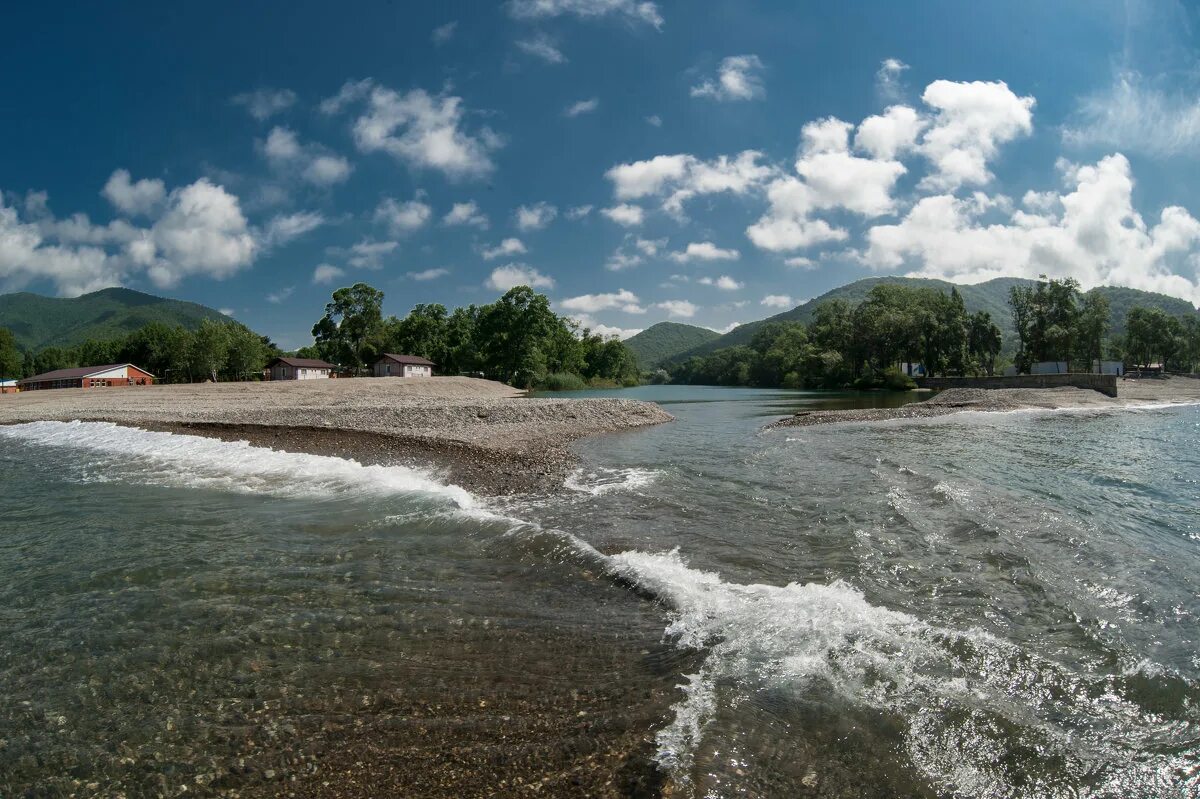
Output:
[967,311,1003,376]
[312,283,386,372]
[475,286,557,387]
[224,323,273,380]
[0,328,23,378]
[188,319,231,382]
[1075,292,1111,373]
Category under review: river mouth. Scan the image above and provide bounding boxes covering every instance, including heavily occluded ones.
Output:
[2,386,1199,798]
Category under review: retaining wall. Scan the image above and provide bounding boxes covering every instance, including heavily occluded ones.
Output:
[917,373,1118,397]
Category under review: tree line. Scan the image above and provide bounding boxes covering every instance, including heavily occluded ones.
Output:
[300,283,640,389]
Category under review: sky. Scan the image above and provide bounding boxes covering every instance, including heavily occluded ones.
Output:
[4,1,1200,347]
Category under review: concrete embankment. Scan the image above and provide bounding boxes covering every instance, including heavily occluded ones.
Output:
[918,373,1118,397]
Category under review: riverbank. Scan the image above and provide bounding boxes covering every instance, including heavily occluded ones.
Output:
[0,377,673,494]
[766,375,1200,429]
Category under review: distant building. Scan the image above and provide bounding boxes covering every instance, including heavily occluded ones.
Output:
[897,362,926,378]
[374,353,435,378]
[267,357,335,380]
[1092,360,1125,376]
[0,379,18,394]
[1031,361,1070,375]
[19,363,155,391]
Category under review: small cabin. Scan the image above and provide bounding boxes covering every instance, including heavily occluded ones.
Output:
[267,357,335,380]
[374,353,435,378]
[0,379,18,394]
[19,363,155,391]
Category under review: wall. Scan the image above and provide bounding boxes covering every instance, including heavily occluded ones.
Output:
[917,373,1118,397]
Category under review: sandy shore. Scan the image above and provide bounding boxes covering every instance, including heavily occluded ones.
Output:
[767,375,1200,430]
[0,377,673,494]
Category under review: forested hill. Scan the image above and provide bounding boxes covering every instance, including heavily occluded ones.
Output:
[0,287,232,350]
[665,276,1199,364]
[623,322,721,369]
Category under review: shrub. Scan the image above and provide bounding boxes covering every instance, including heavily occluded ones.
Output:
[881,368,917,391]
[538,372,587,391]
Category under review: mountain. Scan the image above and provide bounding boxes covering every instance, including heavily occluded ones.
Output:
[664,276,1200,365]
[624,321,721,369]
[0,287,233,351]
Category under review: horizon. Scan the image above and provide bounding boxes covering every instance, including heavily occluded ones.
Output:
[4,2,1200,348]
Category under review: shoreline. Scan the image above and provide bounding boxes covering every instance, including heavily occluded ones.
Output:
[766,376,1200,430]
[0,377,673,495]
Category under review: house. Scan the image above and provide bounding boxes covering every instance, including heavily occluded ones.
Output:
[0,379,18,394]
[267,357,335,380]
[19,363,155,391]
[1031,361,1070,375]
[374,353,435,378]
[1092,360,1125,376]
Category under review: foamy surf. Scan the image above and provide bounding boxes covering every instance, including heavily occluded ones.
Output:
[564,466,659,495]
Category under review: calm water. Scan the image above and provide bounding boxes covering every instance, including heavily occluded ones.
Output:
[2,386,1199,797]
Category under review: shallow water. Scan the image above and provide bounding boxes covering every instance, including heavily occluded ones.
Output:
[2,386,1199,797]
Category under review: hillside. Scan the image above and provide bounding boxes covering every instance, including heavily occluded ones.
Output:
[624,322,721,369]
[0,287,232,350]
[664,277,1200,365]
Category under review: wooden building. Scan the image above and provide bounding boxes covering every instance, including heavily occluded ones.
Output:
[373,353,435,378]
[0,379,18,394]
[19,363,155,391]
[267,356,335,380]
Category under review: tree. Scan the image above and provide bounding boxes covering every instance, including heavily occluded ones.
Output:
[1075,292,1110,373]
[188,319,231,382]
[0,328,23,378]
[967,312,1002,376]
[312,283,385,372]
[475,286,558,387]
[224,324,274,380]
[1009,276,1083,369]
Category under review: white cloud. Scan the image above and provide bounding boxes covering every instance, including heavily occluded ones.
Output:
[565,97,599,117]
[566,204,593,220]
[560,289,644,314]
[605,247,643,272]
[407,267,450,280]
[669,241,740,263]
[351,85,501,179]
[855,105,926,161]
[645,114,663,127]
[302,155,353,186]
[481,237,528,259]
[691,55,766,102]
[319,79,374,116]
[506,0,663,29]
[709,322,741,334]
[918,79,1035,190]
[606,151,773,216]
[1064,71,1200,157]
[266,286,294,304]
[232,88,296,121]
[515,201,558,231]
[144,179,258,288]
[486,263,554,291]
[312,263,345,285]
[795,117,907,216]
[636,237,665,256]
[655,299,698,318]
[348,239,399,269]
[697,275,743,290]
[761,294,793,308]
[517,35,567,64]
[784,256,816,269]
[263,126,302,161]
[218,308,235,316]
[432,20,457,44]
[262,127,353,186]
[875,58,909,102]
[568,313,644,339]
[374,197,432,235]
[861,153,1200,304]
[601,204,644,226]
[262,211,324,248]
[443,201,489,228]
[745,177,849,252]
[101,169,165,217]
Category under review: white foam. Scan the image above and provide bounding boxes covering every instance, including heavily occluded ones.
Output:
[564,466,658,495]
[0,420,483,511]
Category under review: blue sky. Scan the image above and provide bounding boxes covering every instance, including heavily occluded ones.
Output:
[3,1,1200,348]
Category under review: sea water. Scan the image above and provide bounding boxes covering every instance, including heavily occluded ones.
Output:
[2,386,1198,797]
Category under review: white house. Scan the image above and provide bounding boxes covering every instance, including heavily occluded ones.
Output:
[374,353,435,378]
[267,357,335,380]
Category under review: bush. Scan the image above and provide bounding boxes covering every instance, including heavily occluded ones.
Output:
[881,368,917,391]
[537,372,587,391]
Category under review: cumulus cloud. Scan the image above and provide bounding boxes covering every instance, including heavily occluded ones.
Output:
[761,294,793,308]
[601,204,645,227]
[606,151,773,216]
[745,178,848,252]
[515,201,557,231]
[374,197,432,235]
[784,256,816,269]
[565,97,599,117]
[506,0,663,29]
[697,275,743,290]
[347,239,399,269]
[261,127,353,187]
[346,83,501,179]
[481,237,528,259]
[312,263,345,284]
[517,35,567,64]
[567,314,644,339]
[101,169,166,216]
[262,211,324,248]
[855,105,926,161]
[646,114,663,127]
[143,179,258,288]
[861,153,1200,303]
[407,267,450,280]
[566,205,593,220]
[232,88,297,121]
[318,79,374,116]
[443,201,489,229]
[655,299,698,318]
[266,286,294,304]
[795,117,907,216]
[432,20,457,44]
[669,241,740,263]
[486,263,554,291]
[559,288,645,313]
[875,58,909,102]
[1063,71,1200,157]
[918,79,1035,190]
[302,155,353,186]
[691,55,765,102]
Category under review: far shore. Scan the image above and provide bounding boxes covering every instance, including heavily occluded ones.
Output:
[0,377,673,495]
[767,375,1200,430]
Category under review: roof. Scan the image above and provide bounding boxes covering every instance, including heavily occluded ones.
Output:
[0,379,18,386]
[377,353,436,366]
[19,363,155,384]
[269,357,335,369]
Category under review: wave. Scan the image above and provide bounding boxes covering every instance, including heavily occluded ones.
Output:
[564,466,659,496]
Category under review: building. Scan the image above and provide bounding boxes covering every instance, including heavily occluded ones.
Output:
[19,363,155,391]
[1092,360,1125,376]
[374,353,435,378]
[0,379,18,394]
[267,357,335,380]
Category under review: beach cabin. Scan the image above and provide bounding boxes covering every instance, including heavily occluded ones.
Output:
[1031,361,1070,375]
[19,363,155,391]
[374,353,435,378]
[0,379,18,394]
[267,357,335,380]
